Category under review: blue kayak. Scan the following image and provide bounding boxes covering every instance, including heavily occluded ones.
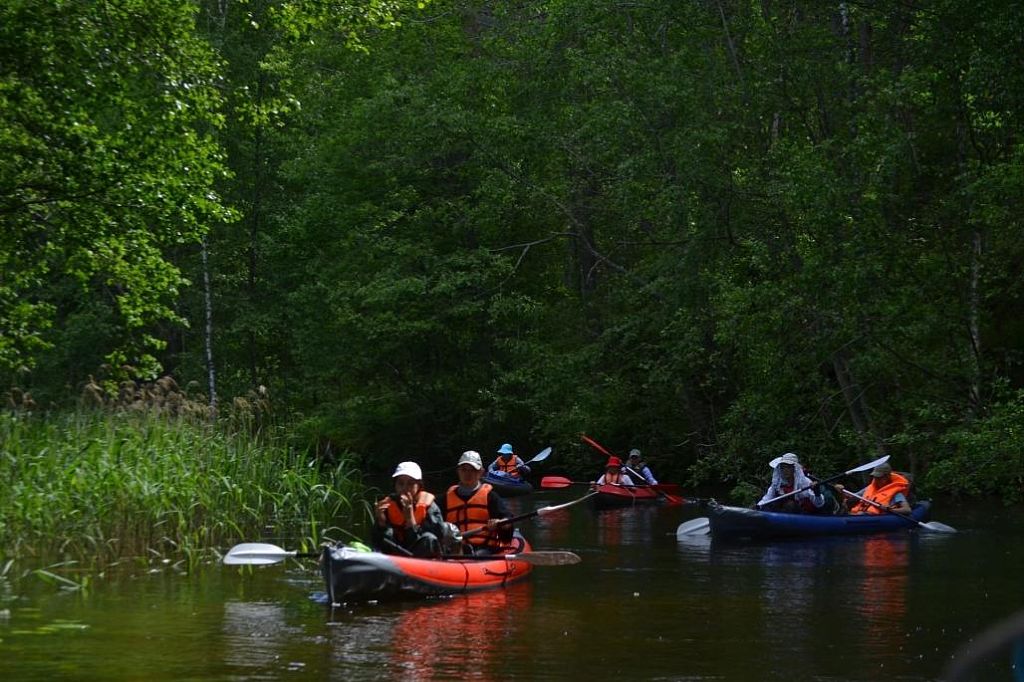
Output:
[707,500,933,539]
[483,471,533,497]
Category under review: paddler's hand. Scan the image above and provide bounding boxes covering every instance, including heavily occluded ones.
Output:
[486,518,505,529]
[401,492,417,526]
[374,498,390,527]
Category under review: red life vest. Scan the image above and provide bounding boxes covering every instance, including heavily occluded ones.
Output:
[495,455,520,478]
[603,471,625,485]
[445,483,497,547]
[778,481,818,513]
[850,473,910,515]
[384,491,435,544]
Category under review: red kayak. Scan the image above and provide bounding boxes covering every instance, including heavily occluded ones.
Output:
[591,483,663,509]
[320,536,535,603]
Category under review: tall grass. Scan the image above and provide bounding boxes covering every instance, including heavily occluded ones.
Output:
[0,411,363,571]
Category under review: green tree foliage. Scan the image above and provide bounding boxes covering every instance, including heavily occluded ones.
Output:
[6,0,1023,499]
[0,0,232,393]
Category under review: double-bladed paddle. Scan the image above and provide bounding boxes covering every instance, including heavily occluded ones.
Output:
[221,541,580,566]
[756,454,891,508]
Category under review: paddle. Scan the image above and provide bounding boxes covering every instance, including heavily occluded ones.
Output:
[223,542,318,565]
[756,454,891,508]
[222,542,580,567]
[524,446,553,465]
[621,464,686,505]
[675,517,711,537]
[580,433,617,459]
[540,475,686,505]
[578,434,685,503]
[459,490,599,539]
[438,550,581,566]
[428,446,551,477]
[833,486,957,533]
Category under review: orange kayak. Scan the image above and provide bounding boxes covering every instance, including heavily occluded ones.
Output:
[320,537,534,603]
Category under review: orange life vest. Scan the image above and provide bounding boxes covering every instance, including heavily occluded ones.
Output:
[850,473,910,515]
[384,491,435,544]
[495,455,520,478]
[445,483,497,547]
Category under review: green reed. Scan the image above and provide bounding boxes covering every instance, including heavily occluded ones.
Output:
[0,411,363,572]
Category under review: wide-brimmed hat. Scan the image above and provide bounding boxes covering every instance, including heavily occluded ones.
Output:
[771,452,800,468]
[870,462,893,478]
[391,461,422,480]
[497,443,514,455]
[458,450,483,470]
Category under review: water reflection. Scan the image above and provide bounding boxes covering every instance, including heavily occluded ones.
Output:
[321,585,533,681]
[387,585,532,680]
[853,535,910,654]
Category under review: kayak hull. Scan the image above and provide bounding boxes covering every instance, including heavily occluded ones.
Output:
[321,537,534,603]
[708,501,933,539]
[483,472,534,497]
[591,483,661,509]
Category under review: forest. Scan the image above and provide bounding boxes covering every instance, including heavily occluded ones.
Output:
[3,0,1023,508]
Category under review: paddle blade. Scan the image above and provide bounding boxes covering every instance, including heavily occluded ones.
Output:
[527,447,553,464]
[846,454,890,475]
[676,518,711,537]
[223,542,295,566]
[507,551,581,566]
[921,520,957,533]
[540,476,574,489]
[580,434,614,458]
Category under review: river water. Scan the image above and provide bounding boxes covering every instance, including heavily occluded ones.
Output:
[2,491,1022,681]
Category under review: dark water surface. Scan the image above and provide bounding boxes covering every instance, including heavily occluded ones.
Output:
[2,492,1022,681]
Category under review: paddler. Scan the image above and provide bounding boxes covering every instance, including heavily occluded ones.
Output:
[372,461,446,557]
[441,450,514,555]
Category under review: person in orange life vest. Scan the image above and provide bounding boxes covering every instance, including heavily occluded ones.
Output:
[440,450,513,555]
[625,448,658,484]
[591,456,635,489]
[371,461,446,558]
[755,452,828,513]
[835,462,912,515]
[487,442,531,479]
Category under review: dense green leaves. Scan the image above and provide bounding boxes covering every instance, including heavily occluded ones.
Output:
[0,0,231,385]
[5,0,1024,500]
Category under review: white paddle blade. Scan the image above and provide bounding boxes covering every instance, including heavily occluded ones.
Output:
[676,518,711,537]
[921,521,957,533]
[847,454,890,474]
[529,447,553,463]
[223,542,295,565]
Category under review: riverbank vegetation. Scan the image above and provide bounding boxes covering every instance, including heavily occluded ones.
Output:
[2,1,1023,511]
[0,410,360,572]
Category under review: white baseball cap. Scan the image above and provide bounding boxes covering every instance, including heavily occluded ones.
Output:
[392,461,423,480]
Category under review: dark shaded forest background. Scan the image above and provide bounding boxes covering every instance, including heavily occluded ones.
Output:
[3,0,1023,501]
